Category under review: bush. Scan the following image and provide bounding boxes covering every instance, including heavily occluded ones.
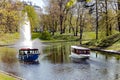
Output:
[84,39,100,46]
[84,33,120,48]
[98,33,120,47]
[32,33,40,39]
[52,35,78,41]
[39,31,52,40]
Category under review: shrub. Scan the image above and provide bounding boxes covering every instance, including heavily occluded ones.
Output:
[52,35,78,41]
[39,31,52,40]
[98,33,120,47]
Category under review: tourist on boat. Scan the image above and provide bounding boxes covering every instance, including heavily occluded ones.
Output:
[27,50,30,54]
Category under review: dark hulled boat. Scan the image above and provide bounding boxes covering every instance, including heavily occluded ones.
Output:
[18,48,40,62]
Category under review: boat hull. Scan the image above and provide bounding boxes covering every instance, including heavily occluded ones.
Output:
[19,54,39,61]
[69,53,90,62]
[70,52,90,58]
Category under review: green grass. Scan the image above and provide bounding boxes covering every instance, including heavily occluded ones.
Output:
[0,33,19,45]
[1,31,120,52]
[32,32,98,42]
[107,40,120,51]
[82,32,96,40]
[32,32,40,39]
[32,32,79,41]
[0,73,16,80]
[83,33,120,51]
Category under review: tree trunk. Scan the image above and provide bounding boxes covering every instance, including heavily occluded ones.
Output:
[118,0,120,32]
[80,25,83,45]
[79,15,83,45]
[96,0,99,39]
[109,24,112,35]
[59,0,63,34]
[105,0,109,36]
[75,15,79,36]
[60,15,63,34]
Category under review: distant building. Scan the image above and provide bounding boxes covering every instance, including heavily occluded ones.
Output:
[22,1,42,15]
[33,5,42,14]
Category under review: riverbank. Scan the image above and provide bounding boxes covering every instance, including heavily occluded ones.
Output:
[0,70,24,80]
[90,47,120,54]
[0,33,19,45]
[1,32,120,54]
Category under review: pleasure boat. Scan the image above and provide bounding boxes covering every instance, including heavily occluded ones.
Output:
[70,46,90,61]
[18,48,40,62]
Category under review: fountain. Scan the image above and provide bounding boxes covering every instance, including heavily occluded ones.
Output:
[19,13,32,48]
[14,13,43,50]
[13,13,32,48]
[12,12,44,62]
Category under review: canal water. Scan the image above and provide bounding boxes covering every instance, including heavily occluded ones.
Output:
[0,42,120,80]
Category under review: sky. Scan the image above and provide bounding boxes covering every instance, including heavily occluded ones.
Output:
[21,0,45,8]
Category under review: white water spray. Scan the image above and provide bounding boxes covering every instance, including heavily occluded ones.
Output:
[13,12,44,54]
[20,13,31,41]
[19,13,32,48]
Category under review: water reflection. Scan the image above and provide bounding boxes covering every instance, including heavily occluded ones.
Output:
[0,47,20,75]
[1,42,120,80]
[0,48,17,63]
[44,42,72,63]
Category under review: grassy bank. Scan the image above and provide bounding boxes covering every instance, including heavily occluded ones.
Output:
[84,33,120,51]
[0,33,19,45]
[106,40,120,51]
[32,32,97,42]
[0,72,16,80]
[0,32,97,44]
[1,32,120,51]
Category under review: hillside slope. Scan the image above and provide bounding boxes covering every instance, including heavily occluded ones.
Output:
[84,33,120,50]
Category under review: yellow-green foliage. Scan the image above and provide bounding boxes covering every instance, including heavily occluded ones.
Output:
[86,0,91,2]
[0,33,19,45]
[66,0,76,9]
[99,9,117,38]
[0,1,22,33]
[23,5,40,31]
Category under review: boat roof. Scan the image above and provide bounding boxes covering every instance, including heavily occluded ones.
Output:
[71,46,90,50]
[19,48,38,51]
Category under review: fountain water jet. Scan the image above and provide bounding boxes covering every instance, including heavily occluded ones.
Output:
[19,13,32,48]
[14,13,43,50]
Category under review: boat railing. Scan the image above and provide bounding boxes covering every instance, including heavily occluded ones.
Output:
[19,49,39,55]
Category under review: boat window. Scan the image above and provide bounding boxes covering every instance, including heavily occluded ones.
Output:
[76,49,79,54]
[84,51,86,54]
[78,50,81,54]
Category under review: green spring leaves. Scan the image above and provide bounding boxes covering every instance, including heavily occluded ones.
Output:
[66,0,76,9]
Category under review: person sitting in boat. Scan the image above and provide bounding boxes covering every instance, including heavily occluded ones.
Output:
[27,50,30,54]
[23,52,26,55]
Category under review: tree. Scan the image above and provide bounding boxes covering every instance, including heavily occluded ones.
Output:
[23,5,40,31]
[0,0,22,33]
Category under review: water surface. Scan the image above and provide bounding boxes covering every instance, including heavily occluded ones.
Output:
[0,42,120,80]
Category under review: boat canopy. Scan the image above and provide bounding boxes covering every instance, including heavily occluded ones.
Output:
[19,48,38,51]
[71,46,90,50]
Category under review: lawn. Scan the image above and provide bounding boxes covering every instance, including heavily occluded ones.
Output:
[0,33,19,45]
[107,40,120,51]
[0,72,16,80]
